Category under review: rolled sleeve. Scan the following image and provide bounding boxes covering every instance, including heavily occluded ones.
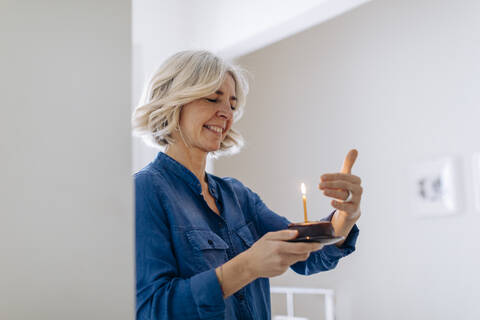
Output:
[291,211,360,275]
[321,223,359,260]
[190,269,225,319]
[320,210,360,260]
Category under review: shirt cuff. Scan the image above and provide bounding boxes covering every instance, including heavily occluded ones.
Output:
[190,268,225,319]
[321,210,360,260]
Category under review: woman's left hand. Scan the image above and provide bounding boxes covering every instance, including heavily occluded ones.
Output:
[318,149,362,220]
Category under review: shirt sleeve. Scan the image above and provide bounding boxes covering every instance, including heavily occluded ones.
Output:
[135,172,225,320]
[290,211,360,275]
[250,187,360,275]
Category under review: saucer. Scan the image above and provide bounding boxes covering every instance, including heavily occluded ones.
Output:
[287,236,345,245]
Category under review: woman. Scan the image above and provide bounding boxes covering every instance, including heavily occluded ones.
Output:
[132,50,362,320]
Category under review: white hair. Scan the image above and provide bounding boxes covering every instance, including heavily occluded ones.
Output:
[131,50,250,157]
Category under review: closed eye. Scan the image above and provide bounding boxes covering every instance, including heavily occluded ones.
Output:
[206,98,237,111]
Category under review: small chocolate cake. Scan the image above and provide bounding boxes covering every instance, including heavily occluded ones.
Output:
[288,221,335,239]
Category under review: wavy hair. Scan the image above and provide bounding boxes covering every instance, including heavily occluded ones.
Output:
[131,50,250,157]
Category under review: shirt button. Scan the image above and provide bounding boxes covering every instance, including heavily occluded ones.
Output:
[208,239,214,246]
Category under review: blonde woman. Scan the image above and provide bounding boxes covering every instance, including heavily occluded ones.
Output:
[132,50,362,320]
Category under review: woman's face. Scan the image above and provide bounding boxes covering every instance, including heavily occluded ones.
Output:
[177,73,237,154]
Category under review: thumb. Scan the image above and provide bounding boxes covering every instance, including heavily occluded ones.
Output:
[341,149,358,174]
[266,229,299,241]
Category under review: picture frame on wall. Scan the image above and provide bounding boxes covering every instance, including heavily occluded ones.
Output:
[409,156,461,217]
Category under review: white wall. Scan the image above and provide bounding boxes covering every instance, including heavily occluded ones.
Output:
[214,0,480,319]
[0,1,134,319]
[131,0,371,173]
[132,0,370,79]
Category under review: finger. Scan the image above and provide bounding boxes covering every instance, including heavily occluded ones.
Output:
[287,245,324,263]
[341,149,358,174]
[285,252,312,263]
[322,189,349,201]
[288,248,322,263]
[331,199,358,212]
[280,241,324,254]
[320,173,361,184]
[266,229,298,241]
[308,243,324,252]
[319,180,360,192]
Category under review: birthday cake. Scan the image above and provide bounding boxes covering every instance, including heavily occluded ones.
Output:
[287,221,335,239]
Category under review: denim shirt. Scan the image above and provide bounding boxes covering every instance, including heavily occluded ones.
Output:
[135,152,360,320]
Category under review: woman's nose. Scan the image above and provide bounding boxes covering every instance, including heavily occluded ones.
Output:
[216,102,233,119]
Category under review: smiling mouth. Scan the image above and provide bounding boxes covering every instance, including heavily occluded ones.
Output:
[203,125,224,134]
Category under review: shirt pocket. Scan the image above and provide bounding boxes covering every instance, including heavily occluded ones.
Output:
[235,222,256,249]
[185,229,229,271]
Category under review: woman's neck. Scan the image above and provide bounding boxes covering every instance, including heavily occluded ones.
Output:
[165,144,208,185]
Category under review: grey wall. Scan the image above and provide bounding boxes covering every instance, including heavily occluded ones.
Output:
[214,0,480,319]
[0,1,134,319]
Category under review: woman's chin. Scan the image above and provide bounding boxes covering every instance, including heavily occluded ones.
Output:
[208,146,221,153]
[198,137,223,153]
[200,143,221,153]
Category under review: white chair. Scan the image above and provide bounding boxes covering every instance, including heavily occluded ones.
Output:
[271,286,335,320]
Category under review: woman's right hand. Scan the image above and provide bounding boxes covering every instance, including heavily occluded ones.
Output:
[242,230,324,279]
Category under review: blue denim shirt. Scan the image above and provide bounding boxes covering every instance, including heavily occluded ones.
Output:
[135,152,359,320]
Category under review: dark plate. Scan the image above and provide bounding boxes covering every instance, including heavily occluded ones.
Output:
[287,236,345,245]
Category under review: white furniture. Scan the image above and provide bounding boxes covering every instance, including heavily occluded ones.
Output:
[271,286,335,320]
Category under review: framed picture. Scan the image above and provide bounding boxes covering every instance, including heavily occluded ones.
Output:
[409,157,461,217]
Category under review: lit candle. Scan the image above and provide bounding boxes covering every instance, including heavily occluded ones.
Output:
[301,183,308,223]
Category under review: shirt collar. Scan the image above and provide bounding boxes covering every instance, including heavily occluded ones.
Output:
[152,152,218,199]
[205,172,218,199]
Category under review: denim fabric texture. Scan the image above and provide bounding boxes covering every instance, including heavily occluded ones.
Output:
[135,152,360,320]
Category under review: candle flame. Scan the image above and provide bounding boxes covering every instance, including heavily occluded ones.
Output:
[301,183,306,195]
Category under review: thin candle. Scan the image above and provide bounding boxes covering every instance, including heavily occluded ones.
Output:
[301,183,308,223]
